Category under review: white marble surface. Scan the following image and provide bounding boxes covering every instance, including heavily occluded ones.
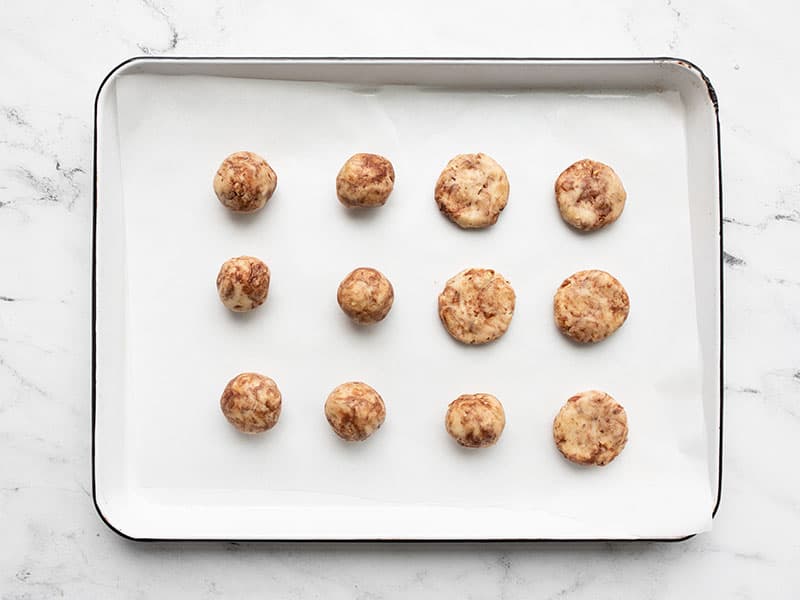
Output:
[0,0,797,597]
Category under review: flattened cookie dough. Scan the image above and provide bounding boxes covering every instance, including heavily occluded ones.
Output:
[445,393,506,448]
[220,372,282,434]
[438,268,516,345]
[337,267,394,325]
[553,390,628,466]
[336,153,395,208]
[216,256,271,312]
[325,382,386,441]
[435,153,509,228]
[553,269,629,343]
[214,151,277,213]
[555,159,626,231]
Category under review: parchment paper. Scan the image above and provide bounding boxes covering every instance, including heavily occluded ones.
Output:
[112,72,712,538]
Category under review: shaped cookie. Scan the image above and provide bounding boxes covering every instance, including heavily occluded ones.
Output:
[337,267,394,325]
[555,159,625,231]
[220,372,282,434]
[336,153,395,208]
[216,256,271,312]
[553,390,628,466]
[553,269,629,343]
[445,393,506,448]
[435,153,509,228]
[214,151,277,213]
[325,382,386,441]
[438,268,516,345]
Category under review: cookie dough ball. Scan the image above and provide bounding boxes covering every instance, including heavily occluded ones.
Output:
[553,390,628,466]
[438,268,515,344]
[220,372,282,434]
[435,153,509,228]
[336,153,395,208]
[553,269,629,343]
[325,382,386,441]
[216,256,270,312]
[214,151,277,213]
[337,267,394,325]
[445,393,506,448]
[555,159,626,231]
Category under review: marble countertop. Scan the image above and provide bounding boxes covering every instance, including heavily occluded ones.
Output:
[1,0,797,597]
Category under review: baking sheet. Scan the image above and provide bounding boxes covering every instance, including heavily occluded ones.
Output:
[105,68,712,539]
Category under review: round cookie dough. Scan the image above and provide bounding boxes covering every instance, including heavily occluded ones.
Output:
[336,153,395,208]
[438,268,516,344]
[553,390,628,466]
[337,267,394,325]
[434,153,509,228]
[213,151,277,213]
[553,269,629,343]
[555,159,626,231]
[325,381,386,441]
[220,372,282,434]
[445,393,506,448]
[216,256,271,312]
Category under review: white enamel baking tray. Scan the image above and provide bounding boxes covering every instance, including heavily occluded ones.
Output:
[92,58,722,541]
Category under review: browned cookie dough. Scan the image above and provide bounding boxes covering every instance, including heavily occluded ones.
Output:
[216,256,271,312]
[438,268,515,344]
[445,393,506,448]
[214,151,277,213]
[336,153,395,208]
[553,269,629,343]
[325,382,386,441]
[435,153,509,228]
[337,267,394,325]
[220,372,282,434]
[553,390,628,466]
[555,159,626,231]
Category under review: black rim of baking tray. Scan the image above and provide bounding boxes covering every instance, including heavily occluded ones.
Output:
[91,56,724,544]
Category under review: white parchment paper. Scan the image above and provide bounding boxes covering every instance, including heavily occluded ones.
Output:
[112,72,712,538]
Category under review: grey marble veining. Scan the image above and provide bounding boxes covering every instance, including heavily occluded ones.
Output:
[1,0,799,597]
